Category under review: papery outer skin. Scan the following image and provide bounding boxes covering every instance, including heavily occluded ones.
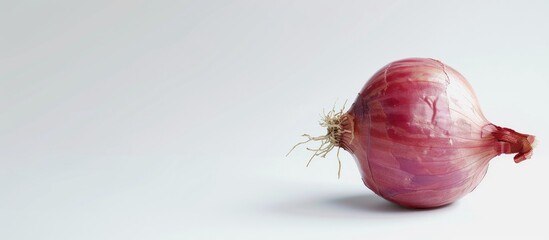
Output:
[343,58,501,208]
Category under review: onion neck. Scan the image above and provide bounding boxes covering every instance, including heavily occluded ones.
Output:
[492,125,536,163]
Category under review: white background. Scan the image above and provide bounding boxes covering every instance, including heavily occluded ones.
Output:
[1,0,548,239]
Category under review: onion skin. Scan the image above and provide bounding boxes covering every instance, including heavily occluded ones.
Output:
[337,58,535,208]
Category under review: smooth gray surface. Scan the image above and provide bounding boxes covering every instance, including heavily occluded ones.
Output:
[2,1,548,239]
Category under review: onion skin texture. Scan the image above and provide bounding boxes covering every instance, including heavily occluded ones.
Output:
[337,58,535,208]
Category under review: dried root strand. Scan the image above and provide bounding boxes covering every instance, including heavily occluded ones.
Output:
[286,103,350,179]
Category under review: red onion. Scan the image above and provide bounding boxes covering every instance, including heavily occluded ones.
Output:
[295,58,535,208]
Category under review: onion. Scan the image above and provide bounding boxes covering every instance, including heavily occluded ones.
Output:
[293,58,535,208]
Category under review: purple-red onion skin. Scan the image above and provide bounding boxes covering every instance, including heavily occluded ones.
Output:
[340,58,534,208]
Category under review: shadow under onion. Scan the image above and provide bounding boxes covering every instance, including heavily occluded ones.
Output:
[269,193,454,219]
